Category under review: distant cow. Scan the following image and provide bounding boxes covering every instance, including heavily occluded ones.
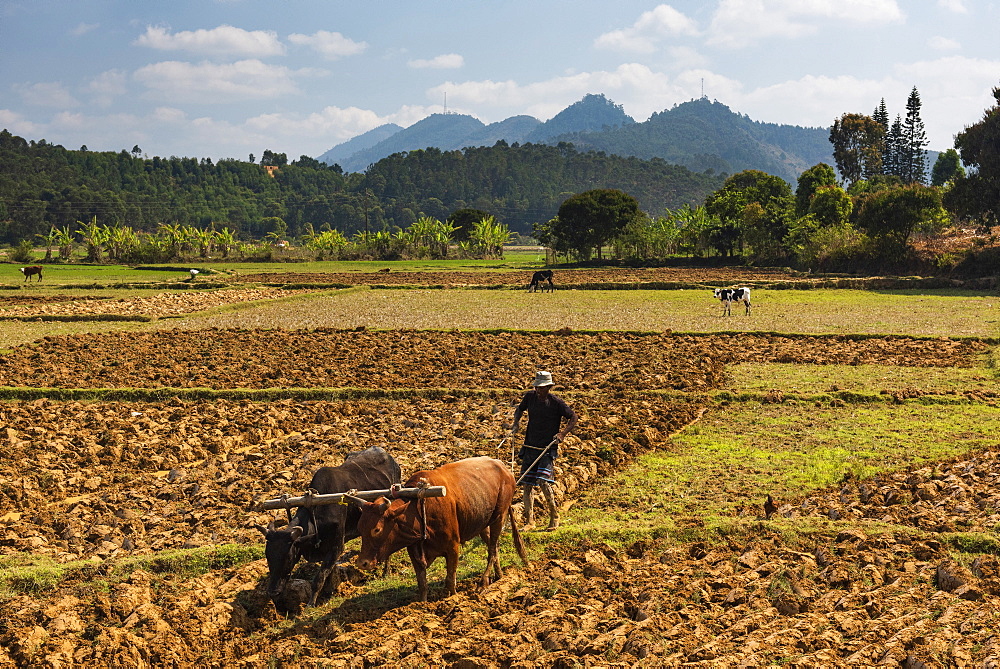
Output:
[257,446,401,605]
[19,266,43,282]
[355,456,529,602]
[528,269,554,293]
[714,287,752,316]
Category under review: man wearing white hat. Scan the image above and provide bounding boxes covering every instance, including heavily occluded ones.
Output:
[510,370,577,530]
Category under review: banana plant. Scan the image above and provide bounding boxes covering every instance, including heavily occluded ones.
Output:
[214,227,237,258]
[77,216,110,263]
[470,215,512,259]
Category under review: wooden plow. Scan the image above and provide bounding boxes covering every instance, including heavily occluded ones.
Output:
[255,483,447,512]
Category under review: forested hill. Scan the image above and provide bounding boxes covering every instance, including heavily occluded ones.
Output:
[0,129,724,244]
[363,142,724,233]
[552,98,834,183]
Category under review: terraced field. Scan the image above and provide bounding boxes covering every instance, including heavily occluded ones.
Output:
[0,271,998,667]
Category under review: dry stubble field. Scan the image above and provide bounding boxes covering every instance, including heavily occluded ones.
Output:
[1,266,999,667]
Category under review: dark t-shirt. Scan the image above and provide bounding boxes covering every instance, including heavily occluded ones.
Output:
[517,390,576,447]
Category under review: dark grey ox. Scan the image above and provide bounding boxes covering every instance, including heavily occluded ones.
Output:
[257,446,401,605]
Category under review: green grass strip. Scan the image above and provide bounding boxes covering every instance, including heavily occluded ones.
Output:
[0,544,262,597]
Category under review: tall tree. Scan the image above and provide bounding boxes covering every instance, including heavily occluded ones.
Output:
[884,115,905,179]
[900,87,929,184]
[704,169,793,258]
[829,113,884,185]
[931,149,965,186]
[873,98,889,174]
[945,82,1000,224]
[795,163,838,217]
[543,189,641,260]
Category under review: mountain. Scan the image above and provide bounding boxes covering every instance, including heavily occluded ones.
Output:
[549,98,834,183]
[328,113,545,173]
[317,123,401,168]
[462,115,541,148]
[524,93,635,143]
[318,94,837,182]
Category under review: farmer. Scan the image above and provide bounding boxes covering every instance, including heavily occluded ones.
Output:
[510,370,577,530]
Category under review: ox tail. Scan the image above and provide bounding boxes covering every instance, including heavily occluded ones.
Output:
[507,506,530,567]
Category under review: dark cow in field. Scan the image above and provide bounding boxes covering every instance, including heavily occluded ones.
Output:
[714,286,752,316]
[355,456,529,602]
[19,266,43,282]
[528,269,554,293]
[257,446,401,605]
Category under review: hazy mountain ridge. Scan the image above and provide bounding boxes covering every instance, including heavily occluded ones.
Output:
[317,123,402,169]
[549,98,834,183]
[321,93,642,174]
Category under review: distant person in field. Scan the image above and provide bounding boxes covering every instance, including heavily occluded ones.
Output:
[510,370,577,530]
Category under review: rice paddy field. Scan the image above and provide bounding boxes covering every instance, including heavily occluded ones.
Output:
[1,262,999,666]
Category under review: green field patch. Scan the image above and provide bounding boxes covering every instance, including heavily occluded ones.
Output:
[568,402,1000,530]
[726,362,998,395]
[172,288,1000,337]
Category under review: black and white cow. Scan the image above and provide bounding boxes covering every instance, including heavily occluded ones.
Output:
[528,269,554,293]
[714,287,751,316]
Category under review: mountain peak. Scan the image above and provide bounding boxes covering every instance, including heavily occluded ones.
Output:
[525,94,635,143]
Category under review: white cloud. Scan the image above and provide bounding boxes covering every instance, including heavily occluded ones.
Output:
[707,0,904,48]
[287,30,367,59]
[928,35,961,51]
[0,109,43,136]
[14,81,79,107]
[246,106,388,143]
[71,23,99,36]
[594,5,700,53]
[134,25,285,58]
[427,64,735,123]
[408,54,464,69]
[86,70,128,107]
[937,0,968,13]
[133,60,301,103]
[666,46,710,71]
[731,56,1000,149]
[738,74,893,129]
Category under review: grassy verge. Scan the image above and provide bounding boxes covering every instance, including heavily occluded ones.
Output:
[725,362,999,395]
[0,544,262,597]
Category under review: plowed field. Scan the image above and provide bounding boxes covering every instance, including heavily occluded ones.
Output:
[0,287,308,319]
[0,330,985,391]
[233,267,803,287]
[0,284,998,666]
[2,398,998,666]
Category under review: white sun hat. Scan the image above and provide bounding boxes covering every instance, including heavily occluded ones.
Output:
[532,370,555,387]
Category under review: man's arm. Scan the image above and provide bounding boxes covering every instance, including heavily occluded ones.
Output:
[555,404,578,442]
[510,405,524,435]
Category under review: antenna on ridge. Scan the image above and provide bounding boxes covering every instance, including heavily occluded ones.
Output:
[701,78,705,99]
[444,92,447,115]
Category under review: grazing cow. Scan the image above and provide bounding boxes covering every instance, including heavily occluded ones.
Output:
[355,456,529,602]
[19,266,43,282]
[257,446,401,605]
[528,269,554,293]
[714,287,752,316]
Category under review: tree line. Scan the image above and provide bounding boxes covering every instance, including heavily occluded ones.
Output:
[0,130,722,249]
[538,83,999,274]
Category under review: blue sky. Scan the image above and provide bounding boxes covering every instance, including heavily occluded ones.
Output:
[1,0,998,164]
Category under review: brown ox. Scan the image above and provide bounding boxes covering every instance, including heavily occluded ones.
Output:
[19,266,43,282]
[355,456,528,601]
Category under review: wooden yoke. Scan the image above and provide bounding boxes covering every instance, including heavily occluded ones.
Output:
[255,484,447,512]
